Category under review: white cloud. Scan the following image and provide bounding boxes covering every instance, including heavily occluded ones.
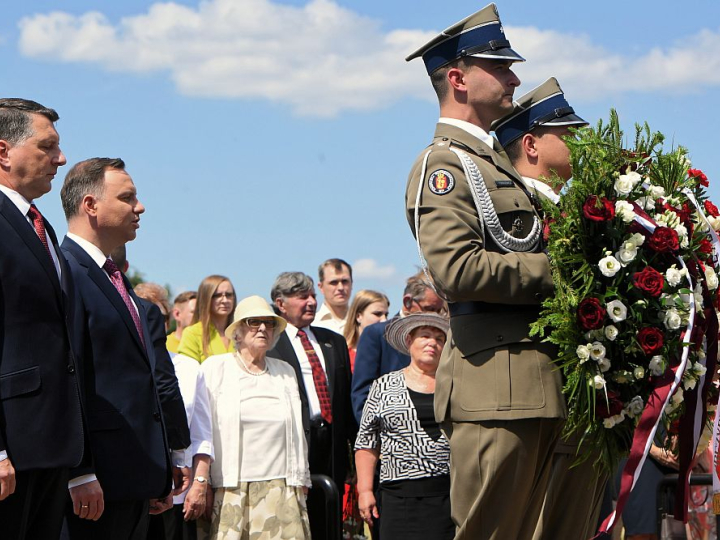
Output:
[353,258,396,280]
[17,0,720,116]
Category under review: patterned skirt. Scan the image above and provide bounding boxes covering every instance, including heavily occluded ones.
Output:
[198,479,311,540]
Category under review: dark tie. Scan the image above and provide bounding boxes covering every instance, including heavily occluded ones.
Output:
[297,329,333,423]
[103,258,145,348]
[27,204,53,261]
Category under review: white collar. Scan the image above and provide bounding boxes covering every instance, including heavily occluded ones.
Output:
[66,232,108,268]
[521,177,560,205]
[0,184,31,217]
[438,118,495,148]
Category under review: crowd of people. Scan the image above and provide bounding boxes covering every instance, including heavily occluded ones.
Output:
[2,2,716,540]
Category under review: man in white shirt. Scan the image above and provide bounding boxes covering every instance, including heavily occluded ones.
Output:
[313,258,353,335]
[269,271,356,540]
[0,98,85,540]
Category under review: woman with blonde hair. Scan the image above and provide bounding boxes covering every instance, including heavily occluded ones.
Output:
[179,275,236,363]
[343,289,389,371]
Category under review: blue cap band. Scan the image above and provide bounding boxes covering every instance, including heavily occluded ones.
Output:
[494,93,574,147]
[422,22,507,74]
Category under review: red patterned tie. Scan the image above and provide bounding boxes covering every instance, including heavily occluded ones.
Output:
[297,329,333,423]
[103,258,145,348]
[27,204,53,261]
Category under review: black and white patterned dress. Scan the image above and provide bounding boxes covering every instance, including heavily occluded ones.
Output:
[355,369,450,482]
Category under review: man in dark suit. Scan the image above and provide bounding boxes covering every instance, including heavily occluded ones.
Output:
[268,271,357,539]
[60,157,177,539]
[0,98,85,539]
[351,270,446,422]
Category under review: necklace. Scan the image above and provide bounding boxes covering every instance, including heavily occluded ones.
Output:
[235,352,268,376]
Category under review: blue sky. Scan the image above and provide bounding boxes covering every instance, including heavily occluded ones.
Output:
[3,0,720,307]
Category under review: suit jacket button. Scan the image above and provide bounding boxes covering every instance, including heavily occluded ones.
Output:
[496,335,504,342]
[153,412,161,422]
[67,365,75,373]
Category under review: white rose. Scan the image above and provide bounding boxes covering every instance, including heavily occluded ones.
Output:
[665,266,684,287]
[589,342,606,360]
[598,255,622,277]
[628,233,646,247]
[592,374,606,389]
[615,246,638,265]
[604,325,619,341]
[649,355,666,376]
[663,308,683,331]
[576,345,590,363]
[615,200,636,223]
[614,176,635,197]
[606,300,628,322]
[634,366,645,379]
[705,266,719,291]
[649,185,666,200]
[598,358,611,372]
[626,395,644,416]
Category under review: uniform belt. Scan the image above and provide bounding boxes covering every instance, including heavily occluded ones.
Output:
[449,301,537,317]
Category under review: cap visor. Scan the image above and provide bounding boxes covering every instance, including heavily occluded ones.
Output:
[542,113,588,127]
[470,47,525,62]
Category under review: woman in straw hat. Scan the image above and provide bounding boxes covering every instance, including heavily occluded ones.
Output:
[198,296,311,540]
[355,312,454,540]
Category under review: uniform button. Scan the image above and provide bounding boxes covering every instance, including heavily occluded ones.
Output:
[153,412,161,422]
[67,365,75,373]
[496,335,504,342]
[442,137,448,141]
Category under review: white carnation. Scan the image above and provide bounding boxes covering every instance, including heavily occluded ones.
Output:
[662,308,683,331]
[614,171,642,197]
[665,266,685,288]
[649,184,666,200]
[704,266,719,291]
[606,300,628,322]
[615,200,636,223]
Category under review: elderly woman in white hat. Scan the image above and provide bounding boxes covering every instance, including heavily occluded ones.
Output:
[198,296,311,540]
[355,312,453,540]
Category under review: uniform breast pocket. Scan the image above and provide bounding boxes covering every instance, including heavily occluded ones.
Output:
[456,343,546,412]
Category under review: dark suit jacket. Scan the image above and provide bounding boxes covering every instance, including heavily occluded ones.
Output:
[269,326,357,489]
[62,236,171,501]
[350,318,410,423]
[0,192,84,470]
[140,299,190,452]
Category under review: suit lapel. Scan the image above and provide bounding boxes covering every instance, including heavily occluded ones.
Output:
[276,333,309,401]
[62,237,148,359]
[0,192,62,298]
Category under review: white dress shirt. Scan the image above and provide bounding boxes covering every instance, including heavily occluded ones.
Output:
[284,323,327,420]
[0,185,61,463]
[521,176,560,205]
[438,117,495,148]
[313,303,346,335]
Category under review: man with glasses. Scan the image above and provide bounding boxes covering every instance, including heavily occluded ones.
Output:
[268,271,356,540]
[351,270,446,423]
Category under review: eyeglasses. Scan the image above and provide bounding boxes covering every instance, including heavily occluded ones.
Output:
[245,318,278,329]
[212,291,235,300]
[410,298,448,317]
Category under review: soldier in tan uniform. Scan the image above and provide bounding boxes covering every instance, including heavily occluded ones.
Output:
[404,5,566,539]
[494,78,607,540]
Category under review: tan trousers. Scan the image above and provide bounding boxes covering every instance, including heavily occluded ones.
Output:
[447,418,562,540]
[531,450,609,540]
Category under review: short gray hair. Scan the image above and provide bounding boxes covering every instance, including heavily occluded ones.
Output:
[270,272,314,302]
[0,98,59,145]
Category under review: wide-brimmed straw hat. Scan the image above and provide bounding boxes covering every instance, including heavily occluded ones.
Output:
[225,295,287,340]
[384,312,450,355]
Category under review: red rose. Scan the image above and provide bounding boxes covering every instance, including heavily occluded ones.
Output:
[705,200,720,217]
[646,227,679,253]
[637,327,664,356]
[596,390,624,419]
[582,195,615,222]
[632,267,665,297]
[688,168,709,187]
[577,297,606,330]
